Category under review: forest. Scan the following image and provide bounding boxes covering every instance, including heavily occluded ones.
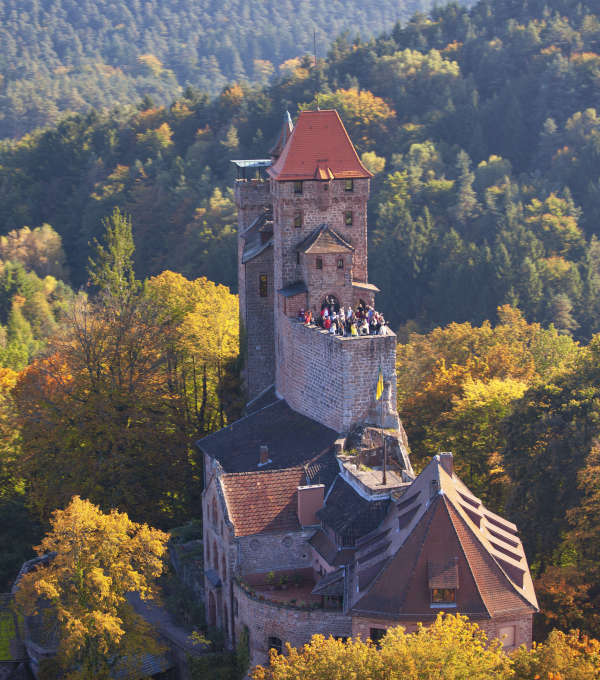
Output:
[0,0,450,139]
[2,0,600,675]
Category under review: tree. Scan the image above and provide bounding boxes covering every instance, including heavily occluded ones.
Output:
[512,630,600,680]
[15,496,168,680]
[15,211,192,526]
[252,613,511,680]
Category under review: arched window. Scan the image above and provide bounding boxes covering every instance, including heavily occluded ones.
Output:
[212,498,218,525]
[206,541,211,565]
[223,602,228,635]
[268,636,283,656]
[221,553,227,582]
[321,295,340,313]
[213,540,218,570]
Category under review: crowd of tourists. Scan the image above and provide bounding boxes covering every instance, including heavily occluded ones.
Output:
[297,302,389,336]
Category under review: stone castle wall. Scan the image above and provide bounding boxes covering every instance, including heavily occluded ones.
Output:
[233,581,351,668]
[235,180,273,401]
[243,249,275,401]
[351,613,533,651]
[271,178,369,293]
[276,316,399,433]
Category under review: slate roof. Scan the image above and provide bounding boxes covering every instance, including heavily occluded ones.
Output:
[295,224,354,255]
[351,455,538,620]
[241,210,273,264]
[267,110,373,181]
[269,111,294,158]
[220,467,306,537]
[277,281,308,297]
[312,568,345,596]
[197,399,339,473]
[318,476,390,542]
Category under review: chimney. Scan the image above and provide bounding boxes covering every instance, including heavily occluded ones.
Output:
[258,445,271,467]
[297,484,325,527]
[439,452,454,477]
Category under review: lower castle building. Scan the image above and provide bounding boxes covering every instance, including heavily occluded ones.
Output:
[199,109,538,667]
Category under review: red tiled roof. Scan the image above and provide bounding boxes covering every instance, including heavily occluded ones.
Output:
[352,494,536,620]
[220,467,306,537]
[267,110,373,181]
[446,502,534,617]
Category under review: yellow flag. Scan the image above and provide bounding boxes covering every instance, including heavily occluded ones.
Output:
[375,366,383,401]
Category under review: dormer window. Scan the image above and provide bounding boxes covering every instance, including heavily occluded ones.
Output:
[294,212,302,228]
[345,179,354,192]
[316,257,323,270]
[345,210,353,226]
[431,588,456,606]
[294,181,303,194]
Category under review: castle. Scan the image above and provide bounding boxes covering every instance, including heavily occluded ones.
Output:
[199,110,538,667]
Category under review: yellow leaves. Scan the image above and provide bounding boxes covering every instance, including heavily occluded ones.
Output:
[253,614,512,680]
[136,54,164,78]
[136,122,174,151]
[15,496,168,678]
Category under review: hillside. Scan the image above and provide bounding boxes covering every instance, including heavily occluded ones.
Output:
[1,0,600,339]
[0,0,457,139]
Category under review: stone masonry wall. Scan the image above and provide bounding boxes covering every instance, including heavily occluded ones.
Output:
[276,316,399,433]
[237,529,313,575]
[243,249,275,400]
[235,180,271,401]
[351,613,533,650]
[271,178,369,293]
[234,582,352,669]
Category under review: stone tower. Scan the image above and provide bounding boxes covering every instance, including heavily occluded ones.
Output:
[234,110,399,433]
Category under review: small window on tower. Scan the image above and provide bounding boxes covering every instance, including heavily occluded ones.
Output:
[345,179,354,192]
[296,252,300,265]
[316,257,323,270]
[337,258,344,269]
[345,210,353,226]
[294,181,303,194]
[294,212,302,228]
[259,274,268,297]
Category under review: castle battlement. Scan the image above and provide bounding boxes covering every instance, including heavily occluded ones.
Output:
[235,110,400,435]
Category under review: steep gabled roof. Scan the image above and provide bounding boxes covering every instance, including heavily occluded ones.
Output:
[295,224,354,255]
[241,210,273,264]
[351,455,538,620]
[269,111,294,158]
[267,110,373,181]
[318,476,390,541]
[220,467,306,537]
[197,399,339,473]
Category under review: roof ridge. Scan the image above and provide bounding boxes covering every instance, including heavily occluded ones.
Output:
[445,499,537,614]
[221,465,305,479]
[360,495,440,606]
[440,496,491,617]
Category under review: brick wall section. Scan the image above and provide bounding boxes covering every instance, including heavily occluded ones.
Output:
[271,178,369,292]
[351,613,533,649]
[276,316,399,433]
[235,180,272,401]
[243,250,275,400]
[234,581,352,668]
[237,530,313,574]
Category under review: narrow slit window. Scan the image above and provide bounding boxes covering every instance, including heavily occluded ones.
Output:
[345,210,353,226]
[296,252,300,265]
[316,257,323,270]
[294,181,303,194]
[294,212,302,228]
[259,274,268,297]
[345,179,354,192]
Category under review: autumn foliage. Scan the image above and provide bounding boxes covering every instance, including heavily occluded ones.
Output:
[253,615,600,680]
[15,496,169,680]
